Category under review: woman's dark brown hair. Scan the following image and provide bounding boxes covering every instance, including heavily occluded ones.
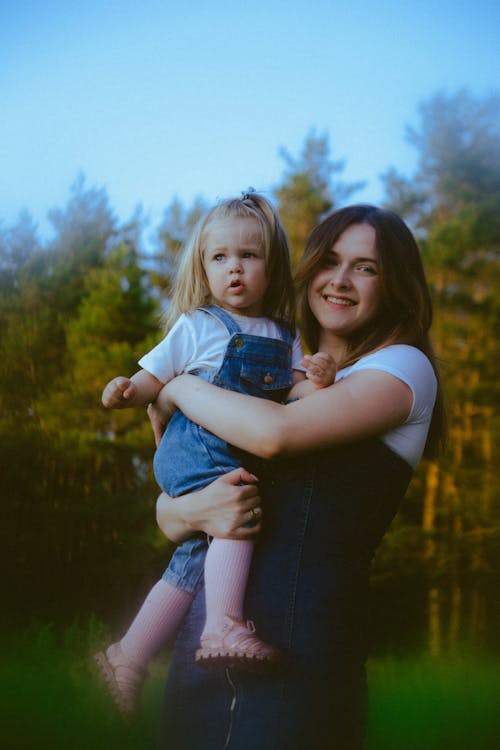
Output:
[295,204,446,458]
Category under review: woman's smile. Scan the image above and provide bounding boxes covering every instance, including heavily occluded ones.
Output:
[322,293,356,307]
[308,223,380,351]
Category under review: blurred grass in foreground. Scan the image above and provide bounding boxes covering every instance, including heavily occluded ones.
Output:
[1,622,499,749]
[0,620,163,750]
[366,653,500,750]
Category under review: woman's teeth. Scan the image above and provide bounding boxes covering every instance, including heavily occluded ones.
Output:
[324,295,354,306]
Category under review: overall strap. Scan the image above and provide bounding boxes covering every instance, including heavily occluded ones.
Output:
[274,319,294,346]
[198,305,241,336]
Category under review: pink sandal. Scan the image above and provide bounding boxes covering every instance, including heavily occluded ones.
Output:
[195,615,282,673]
[94,642,147,719]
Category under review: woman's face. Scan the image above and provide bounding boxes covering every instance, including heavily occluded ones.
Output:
[308,223,381,351]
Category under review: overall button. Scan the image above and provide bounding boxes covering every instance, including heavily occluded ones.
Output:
[234,337,244,348]
[263,373,273,384]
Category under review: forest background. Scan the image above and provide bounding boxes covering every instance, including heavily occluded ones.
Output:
[1,89,499,746]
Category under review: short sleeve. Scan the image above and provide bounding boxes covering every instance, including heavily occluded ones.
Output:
[334,345,437,467]
[339,345,437,424]
[138,315,197,384]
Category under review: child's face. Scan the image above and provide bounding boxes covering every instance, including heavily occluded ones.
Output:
[203,217,268,317]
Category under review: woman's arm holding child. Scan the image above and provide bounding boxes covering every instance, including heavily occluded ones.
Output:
[164,368,412,459]
[156,469,263,543]
[147,351,337,439]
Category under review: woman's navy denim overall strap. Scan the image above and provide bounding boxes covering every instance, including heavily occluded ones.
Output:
[159,439,413,750]
[153,306,293,497]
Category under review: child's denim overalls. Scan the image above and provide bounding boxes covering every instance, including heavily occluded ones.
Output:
[154,305,294,594]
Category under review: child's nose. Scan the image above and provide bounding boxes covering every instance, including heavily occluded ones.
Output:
[229,257,243,272]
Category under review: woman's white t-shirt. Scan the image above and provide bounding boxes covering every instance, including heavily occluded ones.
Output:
[336,345,437,468]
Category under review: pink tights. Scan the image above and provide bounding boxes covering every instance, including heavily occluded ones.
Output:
[118,538,254,668]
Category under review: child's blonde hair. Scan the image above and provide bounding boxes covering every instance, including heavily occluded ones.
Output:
[163,192,295,331]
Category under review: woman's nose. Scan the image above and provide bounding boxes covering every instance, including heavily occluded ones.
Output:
[330,265,351,289]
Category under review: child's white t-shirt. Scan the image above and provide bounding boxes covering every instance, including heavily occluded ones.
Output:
[336,345,437,468]
[139,309,304,385]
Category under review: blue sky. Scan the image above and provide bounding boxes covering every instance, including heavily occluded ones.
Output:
[1,0,499,240]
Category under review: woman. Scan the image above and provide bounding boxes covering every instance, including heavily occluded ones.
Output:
[153,205,445,749]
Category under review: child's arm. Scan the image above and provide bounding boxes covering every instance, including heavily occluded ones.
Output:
[102,369,164,409]
[288,352,337,400]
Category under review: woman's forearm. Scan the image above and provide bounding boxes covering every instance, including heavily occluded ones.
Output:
[156,492,197,543]
[167,375,287,457]
[166,370,413,458]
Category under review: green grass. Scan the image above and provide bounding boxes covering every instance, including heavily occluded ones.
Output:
[366,653,500,750]
[0,620,165,750]
[1,622,499,749]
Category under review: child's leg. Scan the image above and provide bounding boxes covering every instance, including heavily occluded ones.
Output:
[94,580,193,718]
[197,538,282,671]
[120,579,194,666]
[202,538,254,636]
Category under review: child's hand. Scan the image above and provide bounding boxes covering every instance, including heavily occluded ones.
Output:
[300,352,337,389]
[101,376,137,408]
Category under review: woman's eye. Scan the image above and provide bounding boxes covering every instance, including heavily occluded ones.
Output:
[356,264,376,274]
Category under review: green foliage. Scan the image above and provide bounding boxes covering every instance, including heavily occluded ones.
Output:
[383,90,500,234]
[150,195,208,295]
[0,622,165,749]
[274,130,364,264]
[0,105,498,659]
[1,622,498,750]
[0,178,168,628]
[0,420,167,627]
[367,653,500,750]
[376,90,500,640]
[0,210,41,293]
[47,241,159,434]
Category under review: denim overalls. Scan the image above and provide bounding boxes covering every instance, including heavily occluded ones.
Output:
[159,438,414,750]
[154,305,294,594]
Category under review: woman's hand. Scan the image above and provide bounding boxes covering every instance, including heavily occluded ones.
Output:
[147,401,171,447]
[147,383,178,446]
[156,468,262,543]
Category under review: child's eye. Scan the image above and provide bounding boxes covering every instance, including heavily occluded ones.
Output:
[242,251,256,258]
[213,253,225,261]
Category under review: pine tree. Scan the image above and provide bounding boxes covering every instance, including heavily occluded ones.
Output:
[274,130,363,265]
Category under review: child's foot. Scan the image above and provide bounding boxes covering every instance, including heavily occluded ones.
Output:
[94,642,147,719]
[195,615,282,673]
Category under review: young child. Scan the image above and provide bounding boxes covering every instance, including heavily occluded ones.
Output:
[95,192,336,717]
